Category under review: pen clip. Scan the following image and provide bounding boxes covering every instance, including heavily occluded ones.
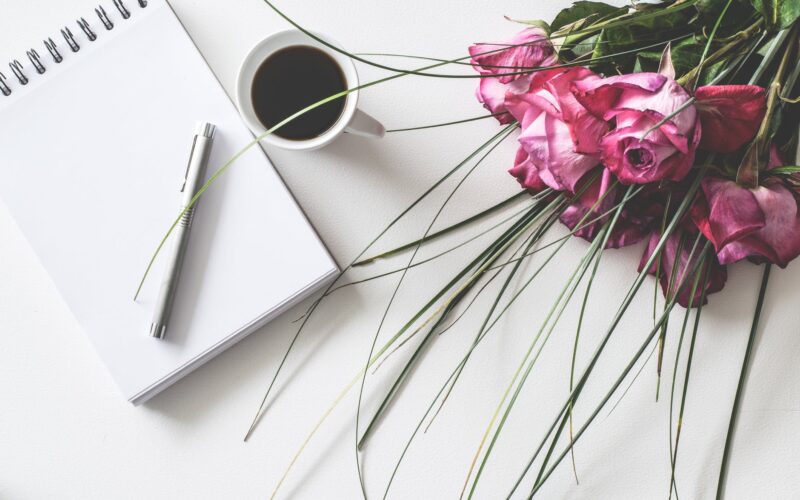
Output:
[180,135,199,192]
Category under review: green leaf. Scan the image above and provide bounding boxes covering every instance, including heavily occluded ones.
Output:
[592,7,695,75]
[551,1,622,32]
[505,16,551,33]
[751,0,800,29]
[769,165,800,174]
[696,0,756,32]
[634,35,708,78]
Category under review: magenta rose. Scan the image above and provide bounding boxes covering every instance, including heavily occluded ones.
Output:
[560,168,655,249]
[639,223,727,307]
[504,67,610,194]
[469,28,557,123]
[572,73,701,185]
[692,176,800,268]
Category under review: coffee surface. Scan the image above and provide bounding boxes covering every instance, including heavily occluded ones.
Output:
[251,45,347,140]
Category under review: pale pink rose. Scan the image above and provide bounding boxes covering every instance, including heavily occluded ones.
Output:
[572,73,701,185]
[505,67,609,194]
[469,28,557,123]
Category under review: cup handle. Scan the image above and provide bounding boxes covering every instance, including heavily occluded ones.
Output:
[344,109,385,138]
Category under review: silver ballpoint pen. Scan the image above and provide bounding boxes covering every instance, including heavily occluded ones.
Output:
[149,122,216,339]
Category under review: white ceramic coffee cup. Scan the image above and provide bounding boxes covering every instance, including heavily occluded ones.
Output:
[235,29,385,151]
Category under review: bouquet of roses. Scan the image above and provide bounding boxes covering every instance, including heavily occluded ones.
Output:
[138,0,800,497]
[472,2,799,310]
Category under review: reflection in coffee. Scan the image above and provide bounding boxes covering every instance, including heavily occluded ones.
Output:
[251,45,347,140]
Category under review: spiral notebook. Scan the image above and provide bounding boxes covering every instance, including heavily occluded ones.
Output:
[0,0,338,404]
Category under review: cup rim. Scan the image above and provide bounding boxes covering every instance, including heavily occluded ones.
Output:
[235,29,359,151]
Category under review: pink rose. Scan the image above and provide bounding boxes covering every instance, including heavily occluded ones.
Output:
[560,168,655,249]
[469,28,557,123]
[639,223,727,308]
[694,85,766,154]
[505,67,610,194]
[573,73,701,185]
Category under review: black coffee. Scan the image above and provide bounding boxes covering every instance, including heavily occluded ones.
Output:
[251,45,347,140]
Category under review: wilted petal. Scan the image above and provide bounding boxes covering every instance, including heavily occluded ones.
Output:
[475,77,515,123]
[699,177,765,249]
[695,85,766,154]
[508,146,548,192]
[614,78,696,135]
[469,27,557,84]
[716,179,800,267]
[572,72,668,118]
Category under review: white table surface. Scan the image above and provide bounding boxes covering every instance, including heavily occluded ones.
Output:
[1,1,799,499]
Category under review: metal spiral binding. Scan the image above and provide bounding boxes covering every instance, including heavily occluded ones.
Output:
[0,72,10,96]
[62,27,80,53]
[77,18,97,41]
[44,38,63,63]
[9,60,27,85]
[96,6,115,30]
[114,0,131,19]
[2,0,148,97]
[27,50,46,74]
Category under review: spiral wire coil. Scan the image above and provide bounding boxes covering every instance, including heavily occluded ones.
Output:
[3,0,147,95]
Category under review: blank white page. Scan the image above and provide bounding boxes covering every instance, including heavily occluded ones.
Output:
[0,1,337,403]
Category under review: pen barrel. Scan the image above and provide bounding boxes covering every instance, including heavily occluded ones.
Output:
[149,222,192,338]
[181,134,213,205]
[149,123,215,339]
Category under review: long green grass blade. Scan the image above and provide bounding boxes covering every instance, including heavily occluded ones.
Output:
[353,125,517,496]
[355,191,530,266]
[466,186,633,499]
[715,264,771,500]
[527,243,711,498]
[386,112,510,132]
[506,164,709,496]
[357,201,544,449]
[669,263,712,500]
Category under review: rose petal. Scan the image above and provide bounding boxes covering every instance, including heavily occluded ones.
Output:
[475,77,515,123]
[695,85,767,154]
[469,27,557,84]
[519,113,600,193]
[700,177,765,250]
[614,78,696,135]
[508,146,548,192]
[572,72,668,118]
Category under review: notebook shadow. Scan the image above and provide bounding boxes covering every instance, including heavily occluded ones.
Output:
[141,287,360,426]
